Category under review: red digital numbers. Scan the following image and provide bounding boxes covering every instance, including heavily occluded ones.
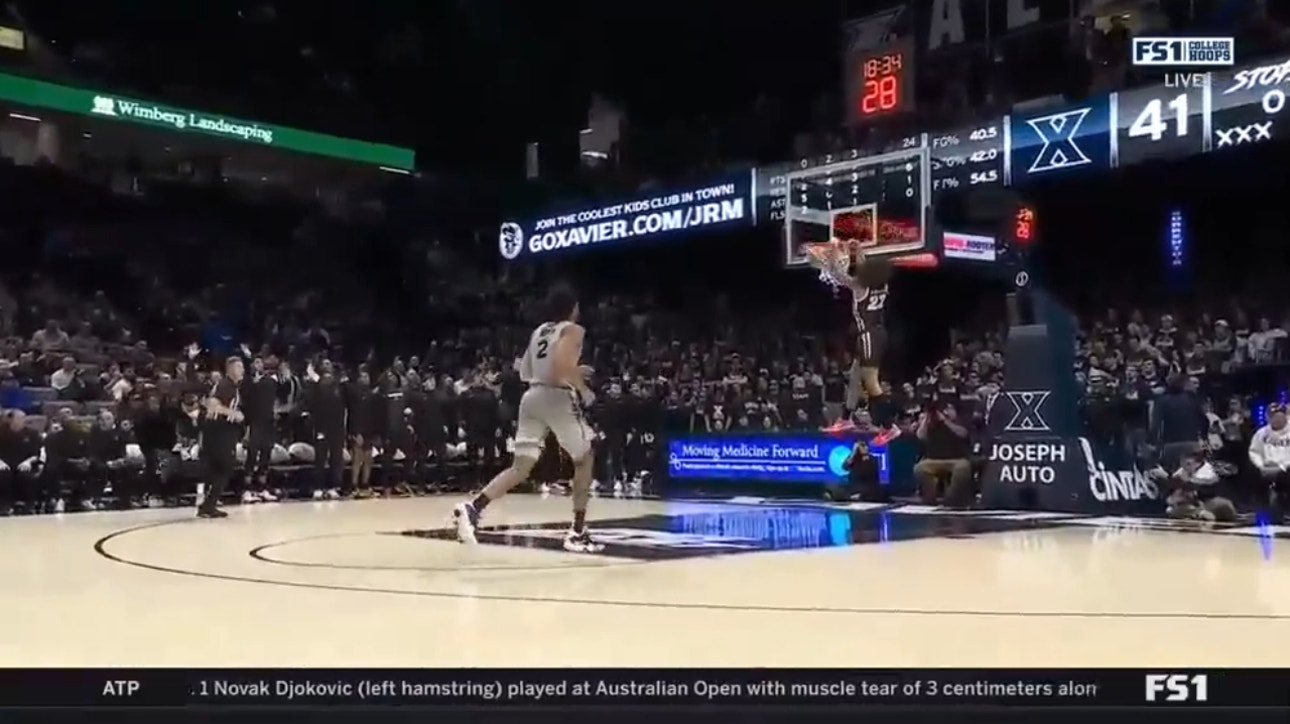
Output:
[1014,206,1036,245]
[860,75,899,115]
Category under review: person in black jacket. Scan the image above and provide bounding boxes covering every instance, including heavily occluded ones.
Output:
[305,366,347,497]
[345,368,378,496]
[200,357,245,519]
[1151,372,1207,472]
[376,370,409,493]
[412,375,452,491]
[598,383,628,485]
[42,412,90,511]
[401,372,430,490]
[88,410,133,509]
[461,374,502,474]
[134,391,180,502]
[241,357,279,499]
[0,412,44,512]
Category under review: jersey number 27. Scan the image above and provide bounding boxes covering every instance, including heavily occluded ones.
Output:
[865,290,888,312]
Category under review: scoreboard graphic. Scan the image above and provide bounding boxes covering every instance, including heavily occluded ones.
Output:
[756,52,1290,261]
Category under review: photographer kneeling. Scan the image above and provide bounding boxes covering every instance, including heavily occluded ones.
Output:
[912,401,973,507]
[826,438,884,502]
[1162,449,1237,523]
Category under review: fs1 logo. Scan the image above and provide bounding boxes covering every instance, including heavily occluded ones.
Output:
[1145,673,1208,702]
[1132,37,1234,67]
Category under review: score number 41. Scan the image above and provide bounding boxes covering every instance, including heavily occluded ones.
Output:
[1127,73,1208,141]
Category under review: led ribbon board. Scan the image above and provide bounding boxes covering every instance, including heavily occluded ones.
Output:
[0,72,415,170]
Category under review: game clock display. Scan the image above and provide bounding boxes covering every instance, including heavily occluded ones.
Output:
[847,39,915,122]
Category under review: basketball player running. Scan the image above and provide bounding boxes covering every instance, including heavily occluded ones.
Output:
[826,248,901,445]
[453,285,603,553]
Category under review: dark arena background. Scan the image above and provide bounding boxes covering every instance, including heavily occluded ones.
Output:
[1,0,1290,720]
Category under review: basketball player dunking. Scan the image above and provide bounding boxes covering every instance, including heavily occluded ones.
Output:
[453,285,603,553]
[826,248,901,445]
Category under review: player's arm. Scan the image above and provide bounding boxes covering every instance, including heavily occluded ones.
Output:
[553,324,587,390]
[840,246,867,293]
[205,382,239,420]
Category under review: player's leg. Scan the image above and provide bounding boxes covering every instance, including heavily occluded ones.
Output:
[845,332,871,411]
[552,394,603,553]
[862,330,901,444]
[830,333,874,433]
[453,388,543,543]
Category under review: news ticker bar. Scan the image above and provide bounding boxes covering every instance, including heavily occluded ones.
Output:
[1,669,1286,707]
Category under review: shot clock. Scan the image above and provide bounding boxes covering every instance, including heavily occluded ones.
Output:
[846,37,915,124]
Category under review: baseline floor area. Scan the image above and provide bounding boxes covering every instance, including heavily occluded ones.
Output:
[4,496,1288,667]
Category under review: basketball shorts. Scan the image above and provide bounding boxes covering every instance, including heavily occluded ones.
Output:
[513,384,593,462]
[855,327,887,368]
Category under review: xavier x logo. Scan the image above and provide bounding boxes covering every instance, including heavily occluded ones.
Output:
[1216,122,1273,147]
[1025,108,1092,174]
[1003,390,1051,432]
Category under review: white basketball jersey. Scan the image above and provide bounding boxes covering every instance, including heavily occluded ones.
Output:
[519,321,577,384]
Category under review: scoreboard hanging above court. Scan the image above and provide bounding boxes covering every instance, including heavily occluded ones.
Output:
[756,53,1290,226]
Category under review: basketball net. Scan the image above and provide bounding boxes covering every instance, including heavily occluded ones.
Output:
[802,238,857,290]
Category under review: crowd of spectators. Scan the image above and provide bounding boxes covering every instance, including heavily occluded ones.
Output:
[0,2,1286,520]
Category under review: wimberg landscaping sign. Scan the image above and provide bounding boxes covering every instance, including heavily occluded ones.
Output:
[90,95,275,145]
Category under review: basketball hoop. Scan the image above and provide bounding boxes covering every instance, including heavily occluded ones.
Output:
[802,239,853,289]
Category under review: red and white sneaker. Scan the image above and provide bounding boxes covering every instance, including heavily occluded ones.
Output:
[871,426,903,447]
[823,418,857,434]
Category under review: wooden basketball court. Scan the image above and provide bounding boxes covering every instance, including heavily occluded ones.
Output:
[5,496,1288,667]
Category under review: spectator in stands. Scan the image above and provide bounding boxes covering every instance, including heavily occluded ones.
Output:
[0,411,44,513]
[13,352,41,387]
[49,355,76,393]
[106,365,135,402]
[306,364,347,499]
[0,371,33,413]
[31,320,68,352]
[912,401,973,507]
[133,390,179,503]
[1248,403,1290,518]
[1151,373,1207,472]
[1248,317,1285,364]
[241,357,279,502]
[87,410,134,509]
[44,412,91,513]
[411,374,450,491]
[345,368,378,495]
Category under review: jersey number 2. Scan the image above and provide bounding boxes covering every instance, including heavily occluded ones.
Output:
[535,325,555,359]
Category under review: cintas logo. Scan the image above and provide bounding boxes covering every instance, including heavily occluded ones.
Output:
[1080,438,1158,502]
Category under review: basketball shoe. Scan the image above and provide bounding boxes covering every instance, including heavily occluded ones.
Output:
[563,529,604,553]
[452,502,480,544]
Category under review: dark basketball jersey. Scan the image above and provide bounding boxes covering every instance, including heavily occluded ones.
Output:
[852,284,889,332]
[203,377,242,445]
